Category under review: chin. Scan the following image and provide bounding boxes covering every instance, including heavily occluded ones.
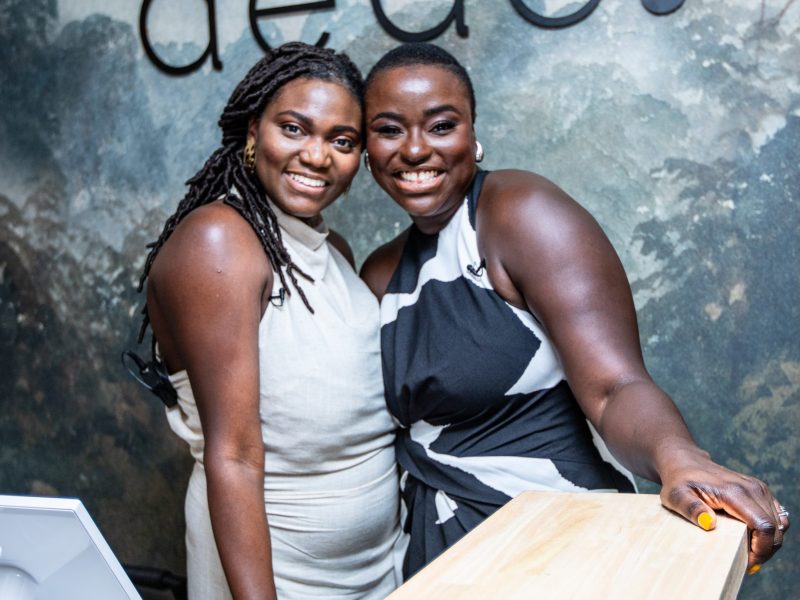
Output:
[396,194,444,216]
[289,196,320,212]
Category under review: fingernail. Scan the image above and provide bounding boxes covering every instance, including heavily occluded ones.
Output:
[747,564,762,575]
[697,512,713,531]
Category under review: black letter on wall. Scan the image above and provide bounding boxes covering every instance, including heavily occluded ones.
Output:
[641,0,685,15]
[371,0,468,42]
[140,0,223,75]
[509,0,600,28]
[249,1,335,52]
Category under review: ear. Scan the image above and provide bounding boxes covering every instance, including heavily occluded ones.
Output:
[247,117,259,142]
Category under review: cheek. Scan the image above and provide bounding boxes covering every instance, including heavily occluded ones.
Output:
[343,152,361,185]
[258,137,290,165]
[256,124,295,159]
[255,152,277,181]
[365,140,396,181]
[365,140,378,161]
[366,135,390,158]
[436,134,474,157]
[334,154,361,185]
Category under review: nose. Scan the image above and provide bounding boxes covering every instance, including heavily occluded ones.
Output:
[400,129,431,165]
[300,137,332,169]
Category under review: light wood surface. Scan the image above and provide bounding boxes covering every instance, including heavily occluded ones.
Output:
[388,491,748,599]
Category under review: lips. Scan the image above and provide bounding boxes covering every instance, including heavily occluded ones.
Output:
[393,168,444,192]
[287,172,328,188]
[397,170,441,182]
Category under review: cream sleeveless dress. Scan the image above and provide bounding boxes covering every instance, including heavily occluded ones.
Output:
[164,200,404,599]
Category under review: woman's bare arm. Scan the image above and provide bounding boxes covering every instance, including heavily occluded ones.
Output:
[479,169,786,569]
[148,202,277,599]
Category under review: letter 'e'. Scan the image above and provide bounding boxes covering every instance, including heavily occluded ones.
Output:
[249,0,336,51]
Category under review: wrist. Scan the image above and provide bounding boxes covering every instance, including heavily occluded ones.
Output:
[653,437,710,483]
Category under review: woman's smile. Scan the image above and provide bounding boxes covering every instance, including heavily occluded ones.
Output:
[394,169,445,192]
[285,171,329,191]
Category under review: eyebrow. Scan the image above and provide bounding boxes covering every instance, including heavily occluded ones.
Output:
[277,110,313,128]
[370,110,402,123]
[276,110,360,136]
[370,104,461,123]
[424,104,460,117]
[331,124,361,136]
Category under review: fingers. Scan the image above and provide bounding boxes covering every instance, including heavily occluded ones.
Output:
[660,484,716,531]
[734,479,783,569]
[769,499,785,554]
[775,500,790,534]
[747,512,779,571]
[660,477,785,570]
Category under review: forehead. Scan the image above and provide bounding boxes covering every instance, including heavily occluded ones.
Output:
[366,65,470,112]
[265,77,361,118]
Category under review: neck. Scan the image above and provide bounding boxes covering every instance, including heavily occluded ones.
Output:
[299,213,323,228]
[411,198,463,235]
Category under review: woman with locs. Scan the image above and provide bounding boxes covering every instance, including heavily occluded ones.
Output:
[359,43,789,578]
[137,43,402,599]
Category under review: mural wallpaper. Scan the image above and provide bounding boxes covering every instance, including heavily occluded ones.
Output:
[1,0,797,596]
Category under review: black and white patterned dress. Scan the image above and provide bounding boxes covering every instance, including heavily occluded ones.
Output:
[380,170,636,578]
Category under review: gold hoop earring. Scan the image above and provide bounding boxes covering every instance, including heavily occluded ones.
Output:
[244,138,256,172]
[475,140,484,163]
[363,151,372,173]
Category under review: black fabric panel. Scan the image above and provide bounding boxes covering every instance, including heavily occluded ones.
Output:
[467,168,488,230]
[401,474,499,579]
[396,432,511,508]
[551,458,636,492]
[384,227,439,295]
[429,383,599,461]
[382,277,540,426]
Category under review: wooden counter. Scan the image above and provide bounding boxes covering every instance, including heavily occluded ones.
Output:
[388,491,748,599]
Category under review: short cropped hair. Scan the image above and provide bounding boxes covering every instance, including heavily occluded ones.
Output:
[365,43,476,122]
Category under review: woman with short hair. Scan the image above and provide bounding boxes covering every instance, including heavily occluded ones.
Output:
[360,42,788,578]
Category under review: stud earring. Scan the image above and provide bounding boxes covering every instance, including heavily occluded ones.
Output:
[475,140,484,163]
[244,138,256,172]
[363,150,372,173]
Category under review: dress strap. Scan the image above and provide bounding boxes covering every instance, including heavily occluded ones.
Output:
[467,168,489,230]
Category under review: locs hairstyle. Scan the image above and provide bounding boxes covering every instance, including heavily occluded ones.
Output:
[364,42,476,122]
[137,42,364,340]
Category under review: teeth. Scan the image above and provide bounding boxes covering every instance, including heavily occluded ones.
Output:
[289,173,326,187]
[399,170,440,182]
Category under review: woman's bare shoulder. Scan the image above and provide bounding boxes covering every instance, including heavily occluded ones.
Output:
[479,169,601,253]
[150,201,272,288]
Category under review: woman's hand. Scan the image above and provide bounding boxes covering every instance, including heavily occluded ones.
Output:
[657,442,789,571]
